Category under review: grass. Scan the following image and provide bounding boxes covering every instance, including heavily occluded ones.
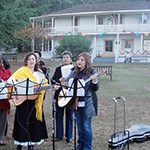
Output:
[1,60,150,150]
[96,63,150,150]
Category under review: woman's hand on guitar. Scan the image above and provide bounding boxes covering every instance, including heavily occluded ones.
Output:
[59,77,68,87]
[54,85,60,90]
[59,77,65,83]
[88,69,106,84]
[90,74,98,83]
[101,69,106,76]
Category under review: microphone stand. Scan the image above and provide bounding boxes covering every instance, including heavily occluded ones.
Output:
[72,78,78,150]
[50,83,56,150]
[48,76,56,150]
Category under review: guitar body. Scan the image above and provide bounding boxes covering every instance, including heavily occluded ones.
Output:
[8,84,50,106]
[9,95,38,106]
[58,70,105,107]
[58,88,72,107]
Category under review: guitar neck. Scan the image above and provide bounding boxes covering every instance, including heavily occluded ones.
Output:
[34,85,51,92]
[53,70,105,87]
[84,72,100,84]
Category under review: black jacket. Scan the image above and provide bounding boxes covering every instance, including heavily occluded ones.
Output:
[51,65,63,101]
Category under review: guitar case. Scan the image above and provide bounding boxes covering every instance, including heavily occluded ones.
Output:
[127,124,150,142]
[108,124,150,149]
[108,97,150,150]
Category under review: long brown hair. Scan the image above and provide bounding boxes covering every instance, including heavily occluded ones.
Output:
[75,52,92,76]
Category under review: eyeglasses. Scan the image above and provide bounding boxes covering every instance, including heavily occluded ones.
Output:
[28,58,36,61]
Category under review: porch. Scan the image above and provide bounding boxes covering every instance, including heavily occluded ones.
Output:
[46,24,150,35]
[93,56,115,63]
[117,50,150,63]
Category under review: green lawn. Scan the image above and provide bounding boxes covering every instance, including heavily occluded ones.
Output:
[4,61,150,150]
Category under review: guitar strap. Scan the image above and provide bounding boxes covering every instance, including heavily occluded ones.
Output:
[68,97,78,110]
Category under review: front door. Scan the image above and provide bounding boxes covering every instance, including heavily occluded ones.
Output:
[103,40,114,56]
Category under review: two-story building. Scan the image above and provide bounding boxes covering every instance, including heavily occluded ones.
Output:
[30,1,150,62]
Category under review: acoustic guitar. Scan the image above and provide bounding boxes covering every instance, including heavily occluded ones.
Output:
[58,69,106,107]
[8,85,50,106]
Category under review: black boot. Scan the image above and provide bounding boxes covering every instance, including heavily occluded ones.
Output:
[17,145,22,150]
[28,145,34,150]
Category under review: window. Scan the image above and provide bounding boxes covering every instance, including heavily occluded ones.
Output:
[52,18,55,27]
[105,40,113,52]
[120,15,123,24]
[74,17,79,26]
[44,21,52,28]
[97,16,103,25]
[122,40,133,49]
[125,41,132,49]
[122,39,133,51]
[143,40,150,51]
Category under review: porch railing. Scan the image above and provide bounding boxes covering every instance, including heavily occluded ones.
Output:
[45,24,150,35]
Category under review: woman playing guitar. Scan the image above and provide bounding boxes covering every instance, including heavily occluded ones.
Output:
[51,51,74,143]
[62,52,100,150]
[7,52,48,150]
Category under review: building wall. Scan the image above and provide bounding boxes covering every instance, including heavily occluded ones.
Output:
[55,16,72,33]
[79,16,95,32]
[125,14,139,24]
[31,10,150,62]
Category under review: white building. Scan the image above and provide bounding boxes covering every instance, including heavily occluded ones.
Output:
[30,1,150,62]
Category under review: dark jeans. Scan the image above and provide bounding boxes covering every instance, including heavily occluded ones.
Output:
[56,103,73,140]
[76,107,92,150]
[124,57,132,63]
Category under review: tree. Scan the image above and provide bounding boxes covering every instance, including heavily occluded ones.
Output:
[14,25,48,52]
[55,34,92,59]
[0,0,139,49]
[0,0,51,49]
[0,0,32,48]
